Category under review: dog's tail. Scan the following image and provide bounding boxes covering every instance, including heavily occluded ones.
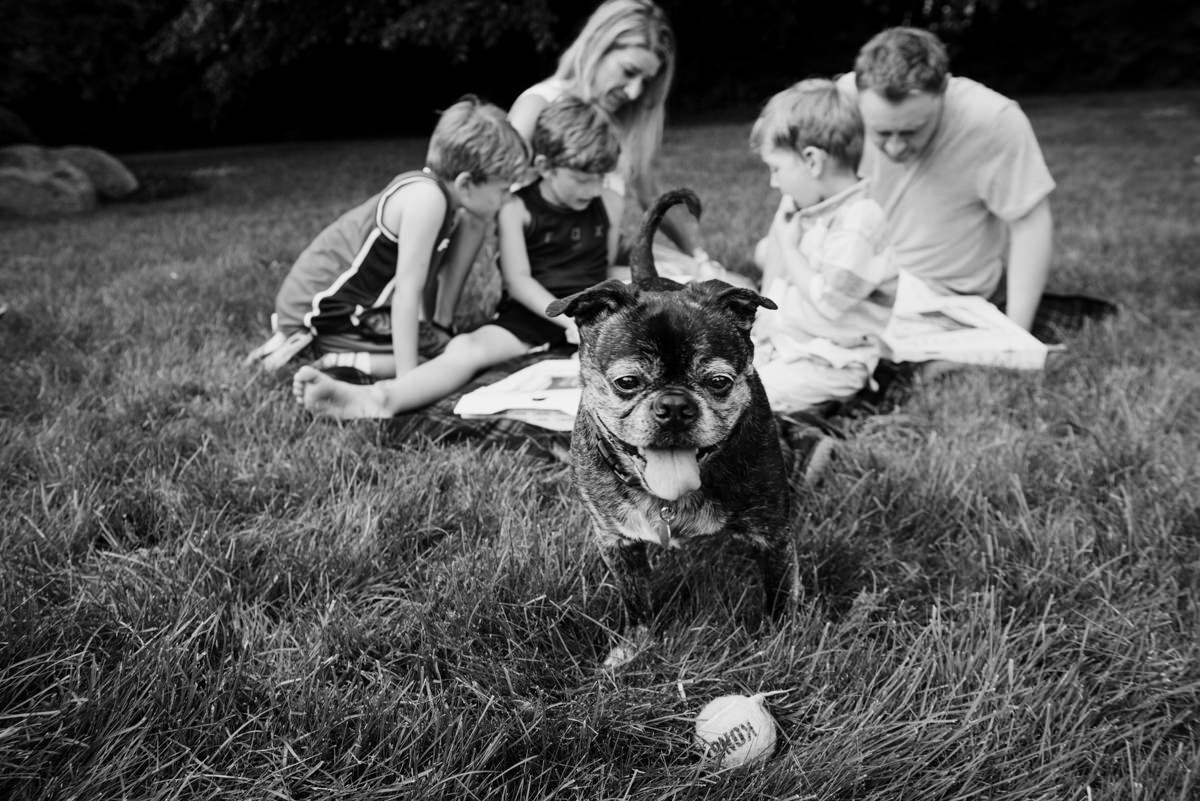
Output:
[630,188,701,284]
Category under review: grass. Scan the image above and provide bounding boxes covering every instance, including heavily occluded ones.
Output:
[2,89,1200,800]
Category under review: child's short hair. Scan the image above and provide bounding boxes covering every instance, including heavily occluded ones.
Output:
[426,95,530,184]
[531,95,621,174]
[750,78,863,170]
[854,27,950,100]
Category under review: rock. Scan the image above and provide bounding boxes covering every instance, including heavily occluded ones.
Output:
[55,145,139,200]
[0,146,96,216]
[0,144,53,171]
[0,106,36,147]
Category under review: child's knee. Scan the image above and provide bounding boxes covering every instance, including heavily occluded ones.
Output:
[442,332,479,359]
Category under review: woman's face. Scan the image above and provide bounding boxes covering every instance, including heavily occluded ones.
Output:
[591,45,662,112]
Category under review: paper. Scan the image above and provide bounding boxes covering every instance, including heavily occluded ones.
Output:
[881,271,1052,370]
[453,358,581,431]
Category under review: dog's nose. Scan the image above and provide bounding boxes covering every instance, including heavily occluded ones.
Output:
[652,391,697,426]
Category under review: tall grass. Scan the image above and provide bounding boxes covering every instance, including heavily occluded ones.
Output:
[3,91,1200,799]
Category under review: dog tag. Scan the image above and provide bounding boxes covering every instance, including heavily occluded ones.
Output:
[654,505,675,546]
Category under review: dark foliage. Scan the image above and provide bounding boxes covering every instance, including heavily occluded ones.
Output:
[1,0,1196,149]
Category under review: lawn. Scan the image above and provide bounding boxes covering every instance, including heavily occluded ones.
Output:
[2,89,1200,800]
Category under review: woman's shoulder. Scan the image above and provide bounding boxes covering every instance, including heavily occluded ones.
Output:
[516,77,571,105]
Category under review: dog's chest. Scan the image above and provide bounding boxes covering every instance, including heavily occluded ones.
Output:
[616,495,727,547]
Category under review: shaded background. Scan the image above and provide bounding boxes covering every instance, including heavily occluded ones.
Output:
[3,0,1198,153]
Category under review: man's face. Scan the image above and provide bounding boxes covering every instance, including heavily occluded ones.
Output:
[858,88,944,164]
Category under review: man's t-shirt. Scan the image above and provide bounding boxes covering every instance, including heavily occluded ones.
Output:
[836,74,1055,299]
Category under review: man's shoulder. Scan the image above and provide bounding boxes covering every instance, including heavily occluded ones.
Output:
[945,77,1022,126]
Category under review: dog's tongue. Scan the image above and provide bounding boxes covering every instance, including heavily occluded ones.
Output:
[641,448,701,500]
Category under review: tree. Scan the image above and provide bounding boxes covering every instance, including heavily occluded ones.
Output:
[149,0,560,116]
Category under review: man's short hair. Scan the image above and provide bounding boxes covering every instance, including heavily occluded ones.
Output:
[426,95,530,184]
[531,95,621,175]
[854,27,950,100]
[750,78,863,170]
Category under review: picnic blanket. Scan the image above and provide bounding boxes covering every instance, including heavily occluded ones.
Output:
[370,290,1116,454]
[377,345,579,455]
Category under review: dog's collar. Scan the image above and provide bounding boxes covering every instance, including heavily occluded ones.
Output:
[587,408,642,489]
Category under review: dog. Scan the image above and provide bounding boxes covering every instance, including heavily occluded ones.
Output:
[547,189,793,667]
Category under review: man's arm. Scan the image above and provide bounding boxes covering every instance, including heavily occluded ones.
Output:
[1003,197,1053,331]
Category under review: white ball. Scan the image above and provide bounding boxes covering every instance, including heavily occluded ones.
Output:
[694,693,777,768]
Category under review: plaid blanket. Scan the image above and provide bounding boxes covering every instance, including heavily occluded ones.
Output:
[378,345,577,456]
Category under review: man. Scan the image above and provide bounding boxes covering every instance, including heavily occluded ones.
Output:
[836,26,1055,332]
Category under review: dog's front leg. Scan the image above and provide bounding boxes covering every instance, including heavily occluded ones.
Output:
[756,539,797,620]
[599,539,654,668]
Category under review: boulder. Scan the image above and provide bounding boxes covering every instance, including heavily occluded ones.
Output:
[0,145,96,216]
[55,145,139,200]
[0,144,52,171]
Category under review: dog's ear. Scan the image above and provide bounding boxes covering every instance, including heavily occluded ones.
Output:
[546,279,637,327]
[691,280,778,332]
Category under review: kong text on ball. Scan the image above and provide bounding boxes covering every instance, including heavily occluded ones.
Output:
[694,693,777,768]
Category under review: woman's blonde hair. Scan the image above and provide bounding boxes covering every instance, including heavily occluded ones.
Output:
[553,0,675,184]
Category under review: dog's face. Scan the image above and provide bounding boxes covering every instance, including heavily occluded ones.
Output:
[549,277,776,500]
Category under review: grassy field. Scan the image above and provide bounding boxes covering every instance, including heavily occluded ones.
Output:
[2,89,1200,800]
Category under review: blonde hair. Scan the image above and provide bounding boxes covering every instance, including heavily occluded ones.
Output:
[532,96,621,174]
[750,78,864,170]
[426,95,530,184]
[553,0,675,184]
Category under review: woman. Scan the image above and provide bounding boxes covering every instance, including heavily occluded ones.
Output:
[508,0,722,274]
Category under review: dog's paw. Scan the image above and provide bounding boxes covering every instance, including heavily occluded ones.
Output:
[601,624,653,670]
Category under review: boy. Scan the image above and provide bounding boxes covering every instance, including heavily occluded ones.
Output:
[294,95,621,419]
[245,96,529,379]
[750,78,897,414]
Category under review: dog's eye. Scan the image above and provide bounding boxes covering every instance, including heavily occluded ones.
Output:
[612,375,643,393]
[705,374,734,393]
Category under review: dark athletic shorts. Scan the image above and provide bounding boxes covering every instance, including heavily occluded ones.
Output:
[491,299,567,349]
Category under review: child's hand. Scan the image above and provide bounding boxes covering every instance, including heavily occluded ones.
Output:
[565,320,581,345]
[770,203,802,252]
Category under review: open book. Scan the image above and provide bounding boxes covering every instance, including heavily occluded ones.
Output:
[881,271,1054,370]
[453,358,581,432]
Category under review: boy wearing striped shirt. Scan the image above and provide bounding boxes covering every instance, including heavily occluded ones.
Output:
[751,78,897,413]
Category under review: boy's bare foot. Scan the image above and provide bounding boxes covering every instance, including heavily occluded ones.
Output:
[292,366,391,419]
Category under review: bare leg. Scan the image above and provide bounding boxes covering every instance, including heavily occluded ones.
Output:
[312,351,398,378]
[293,366,391,418]
[295,326,526,419]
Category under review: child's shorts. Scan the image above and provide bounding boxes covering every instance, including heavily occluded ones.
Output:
[491,299,568,350]
[310,308,451,359]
